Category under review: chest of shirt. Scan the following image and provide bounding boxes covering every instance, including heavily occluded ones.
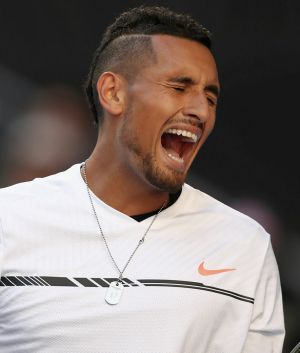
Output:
[0,213,259,352]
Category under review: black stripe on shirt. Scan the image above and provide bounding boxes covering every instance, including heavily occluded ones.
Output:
[138,279,254,303]
[0,275,254,304]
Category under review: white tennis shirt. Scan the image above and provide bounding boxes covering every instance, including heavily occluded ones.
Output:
[0,164,285,352]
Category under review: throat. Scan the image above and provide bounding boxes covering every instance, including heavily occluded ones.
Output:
[83,157,169,216]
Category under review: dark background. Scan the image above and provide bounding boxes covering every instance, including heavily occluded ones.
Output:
[0,0,299,351]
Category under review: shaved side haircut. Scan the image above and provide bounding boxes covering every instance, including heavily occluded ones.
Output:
[84,5,212,125]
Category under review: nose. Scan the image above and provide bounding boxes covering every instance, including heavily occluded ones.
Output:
[182,91,210,123]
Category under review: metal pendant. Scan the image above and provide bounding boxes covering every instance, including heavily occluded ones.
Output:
[105,281,124,305]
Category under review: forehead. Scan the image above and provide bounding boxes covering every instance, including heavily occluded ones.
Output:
[147,35,219,83]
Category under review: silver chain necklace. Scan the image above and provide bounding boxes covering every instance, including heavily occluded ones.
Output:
[81,161,166,305]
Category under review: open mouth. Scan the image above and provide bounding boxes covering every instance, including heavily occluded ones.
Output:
[161,127,201,166]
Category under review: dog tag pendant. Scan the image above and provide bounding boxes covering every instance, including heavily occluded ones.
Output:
[105,281,124,305]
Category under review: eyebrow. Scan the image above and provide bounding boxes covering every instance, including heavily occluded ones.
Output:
[167,76,220,98]
[168,76,196,85]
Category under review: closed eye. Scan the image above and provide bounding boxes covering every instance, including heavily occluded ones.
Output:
[207,96,217,107]
[172,86,185,92]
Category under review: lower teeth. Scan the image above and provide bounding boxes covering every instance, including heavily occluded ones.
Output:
[167,153,183,163]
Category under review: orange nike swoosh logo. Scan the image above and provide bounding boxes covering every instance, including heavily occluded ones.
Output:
[198,261,236,276]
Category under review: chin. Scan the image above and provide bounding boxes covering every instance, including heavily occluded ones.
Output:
[143,158,186,193]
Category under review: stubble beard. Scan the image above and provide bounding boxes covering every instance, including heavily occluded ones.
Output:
[120,115,186,194]
[142,152,185,193]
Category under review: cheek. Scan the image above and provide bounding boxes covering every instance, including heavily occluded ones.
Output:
[128,101,165,137]
[126,87,183,144]
[134,84,182,116]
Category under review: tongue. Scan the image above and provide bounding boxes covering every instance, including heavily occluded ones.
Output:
[161,133,183,158]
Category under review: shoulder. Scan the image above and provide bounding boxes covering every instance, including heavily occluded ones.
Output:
[182,184,270,245]
[0,164,81,212]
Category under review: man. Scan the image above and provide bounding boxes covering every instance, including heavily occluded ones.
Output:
[0,6,284,353]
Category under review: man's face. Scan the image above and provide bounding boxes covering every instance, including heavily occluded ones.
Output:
[117,35,220,193]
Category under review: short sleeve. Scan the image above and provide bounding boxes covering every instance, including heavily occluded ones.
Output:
[242,239,285,352]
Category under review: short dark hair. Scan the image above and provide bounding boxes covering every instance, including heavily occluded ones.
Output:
[84,6,212,125]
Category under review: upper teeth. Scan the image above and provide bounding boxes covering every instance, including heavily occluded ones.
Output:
[166,129,198,143]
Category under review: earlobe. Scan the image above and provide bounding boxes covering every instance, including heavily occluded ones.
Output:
[96,72,125,116]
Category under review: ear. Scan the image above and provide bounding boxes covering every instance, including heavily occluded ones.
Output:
[96,72,126,116]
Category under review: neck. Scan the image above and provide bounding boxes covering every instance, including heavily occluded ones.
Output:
[82,155,169,216]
